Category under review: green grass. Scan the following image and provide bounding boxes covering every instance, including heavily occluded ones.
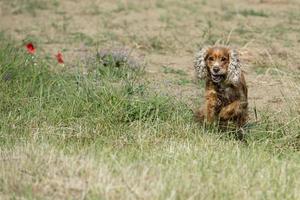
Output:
[162,66,187,76]
[176,78,191,85]
[4,0,59,16]
[239,9,268,18]
[0,38,190,145]
[0,36,300,199]
[70,32,94,46]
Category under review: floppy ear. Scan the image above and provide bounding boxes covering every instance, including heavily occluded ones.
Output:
[194,47,209,80]
[227,49,242,85]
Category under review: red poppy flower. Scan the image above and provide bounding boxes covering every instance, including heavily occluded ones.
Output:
[26,43,35,54]
[56,52,64,64]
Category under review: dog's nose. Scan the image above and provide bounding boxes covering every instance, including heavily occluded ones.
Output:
[213,67,220,73]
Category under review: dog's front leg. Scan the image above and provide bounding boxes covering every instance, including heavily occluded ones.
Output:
[219,101,240,120]
[205,90,219,123]
[219,100,247,126]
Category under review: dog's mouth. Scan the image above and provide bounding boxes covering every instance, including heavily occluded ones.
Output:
[211,74,225,83]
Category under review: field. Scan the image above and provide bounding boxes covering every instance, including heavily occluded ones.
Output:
[0,0,300,199]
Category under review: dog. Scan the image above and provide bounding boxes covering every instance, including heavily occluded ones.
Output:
[194,45,248,130]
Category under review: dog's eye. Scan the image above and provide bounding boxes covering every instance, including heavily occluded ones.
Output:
[221,57,227,62]
[208,57,214,61]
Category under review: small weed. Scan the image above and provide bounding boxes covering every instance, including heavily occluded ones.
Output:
[5,0,59,16]
[155,0,166,8]
[200,20,220,45]
[176,78,191,85]
[114,0,138,13]
[235,25,248,35]
[159,14,175,28]
[83,3,102,15]
[239,9,268,17]
[253,65,280,75]
[100,31,118,43]
[130,35,174,53]
[96,48,144,72]
[254,66,267,75]
[50,16,72,34]
[149,36,164,51]
[70,32,94,46]
[162,66,187,76]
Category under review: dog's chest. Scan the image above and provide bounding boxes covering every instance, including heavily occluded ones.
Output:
[217,84,238,104]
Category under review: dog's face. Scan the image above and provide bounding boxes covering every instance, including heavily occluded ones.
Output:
[205,47,230,83]
[194,45,241,85]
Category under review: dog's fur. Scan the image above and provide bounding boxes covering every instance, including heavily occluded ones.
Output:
[194,46,248,129]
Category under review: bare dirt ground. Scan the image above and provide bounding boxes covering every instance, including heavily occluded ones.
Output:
[0,0,299,117]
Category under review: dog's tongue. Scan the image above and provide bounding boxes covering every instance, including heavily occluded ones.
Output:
[212,75,222,83]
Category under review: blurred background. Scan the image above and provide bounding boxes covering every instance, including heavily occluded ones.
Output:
[1,0,299,112]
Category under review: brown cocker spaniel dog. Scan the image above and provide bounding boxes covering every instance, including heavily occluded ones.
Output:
[194,46,248,129]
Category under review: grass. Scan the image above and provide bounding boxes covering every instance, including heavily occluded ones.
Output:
[1,0,300,199]
[239,9,268,18]
[70,32,94,46]
[0,34,299,199]
[162,66,187,76]
[176,78,191,85]
[4,0,59,16]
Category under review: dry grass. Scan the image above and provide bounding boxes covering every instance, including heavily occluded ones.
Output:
[2,136,300,199]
